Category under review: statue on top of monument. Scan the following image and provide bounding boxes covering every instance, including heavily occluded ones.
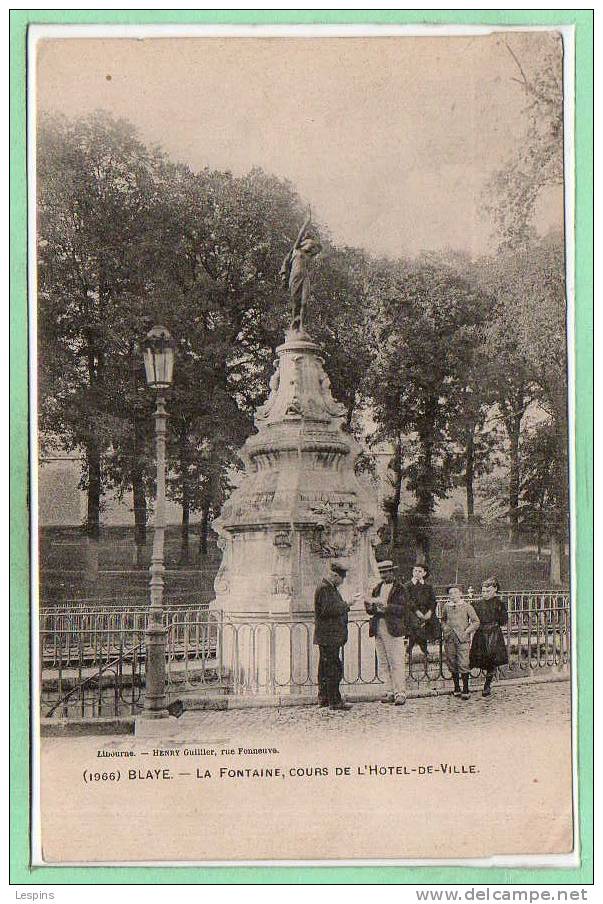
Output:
[280,209,322,332]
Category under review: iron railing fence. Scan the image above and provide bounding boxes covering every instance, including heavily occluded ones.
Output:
[201,602,570,697]
[40,590,568,618]
[39,608,223,720]
[40,608,220,670]
[39,591,568,668]
[40,591,570,719]
[40,628,146,720]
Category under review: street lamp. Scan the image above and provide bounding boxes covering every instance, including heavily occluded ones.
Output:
[141,325,175,720]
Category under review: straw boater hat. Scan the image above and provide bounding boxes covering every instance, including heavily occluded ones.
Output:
[377,560,397,573]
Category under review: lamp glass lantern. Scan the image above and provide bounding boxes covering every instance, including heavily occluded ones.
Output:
[143,326,175,390]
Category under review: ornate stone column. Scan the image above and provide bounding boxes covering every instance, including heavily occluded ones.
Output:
[212,329,382,696]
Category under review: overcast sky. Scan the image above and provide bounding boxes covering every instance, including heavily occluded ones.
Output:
[36,31,564,259]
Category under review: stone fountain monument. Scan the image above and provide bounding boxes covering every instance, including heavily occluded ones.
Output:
[211,214,382,695]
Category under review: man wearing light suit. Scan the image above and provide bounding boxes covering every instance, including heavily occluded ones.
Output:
[365,560,408,705]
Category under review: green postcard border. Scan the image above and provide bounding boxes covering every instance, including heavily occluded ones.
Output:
[9,8,593,886]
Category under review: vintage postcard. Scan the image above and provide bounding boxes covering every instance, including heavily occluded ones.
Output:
[25,22,583,869]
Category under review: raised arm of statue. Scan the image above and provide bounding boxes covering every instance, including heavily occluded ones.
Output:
[293,212,313,250]
[284,211,322,333]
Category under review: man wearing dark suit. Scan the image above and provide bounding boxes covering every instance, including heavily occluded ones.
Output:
[314,561,352,711]
[364,560,408,704]
[404,562,441,661]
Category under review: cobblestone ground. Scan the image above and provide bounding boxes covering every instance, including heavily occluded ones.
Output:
[174,678,570,743]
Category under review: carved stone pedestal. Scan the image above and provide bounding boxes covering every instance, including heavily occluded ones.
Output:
[211,329,382,695]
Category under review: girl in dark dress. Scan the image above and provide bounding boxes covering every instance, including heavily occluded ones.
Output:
[469,577,509,697]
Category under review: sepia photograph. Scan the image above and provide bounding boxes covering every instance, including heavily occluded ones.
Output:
[29,24,576,866]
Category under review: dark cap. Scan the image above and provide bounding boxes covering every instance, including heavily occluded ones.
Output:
[329,561,347,577]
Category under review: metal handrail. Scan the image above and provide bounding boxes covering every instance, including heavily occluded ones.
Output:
[45,638,146,717]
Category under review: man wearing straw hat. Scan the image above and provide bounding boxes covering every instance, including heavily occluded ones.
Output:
[364,560,408,705]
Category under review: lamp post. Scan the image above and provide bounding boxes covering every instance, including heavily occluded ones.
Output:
[141,325,175,720]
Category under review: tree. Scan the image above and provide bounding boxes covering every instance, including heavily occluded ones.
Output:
[448,391,502,557]
[166,396,251,564]
[308,245,377,427]
[38,111,374,568]
[153,165,378,559]
[503,236,569,581]
[468,254,536,546]
[149,162,307,559]
[37,111,167,572]
[474,235,568,575]
[486,32,564,248]
[482,29,567,571]
[367,257,489,562]
[520,421,568,571]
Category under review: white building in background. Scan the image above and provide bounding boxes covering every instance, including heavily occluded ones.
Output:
[38,450,193,528]
[38,450,83,527]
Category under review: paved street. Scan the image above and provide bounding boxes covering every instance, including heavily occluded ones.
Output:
[112,681,571,744]
[172,678,570,742]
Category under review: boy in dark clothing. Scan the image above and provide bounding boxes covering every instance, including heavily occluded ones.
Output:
[404,563,441,662]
